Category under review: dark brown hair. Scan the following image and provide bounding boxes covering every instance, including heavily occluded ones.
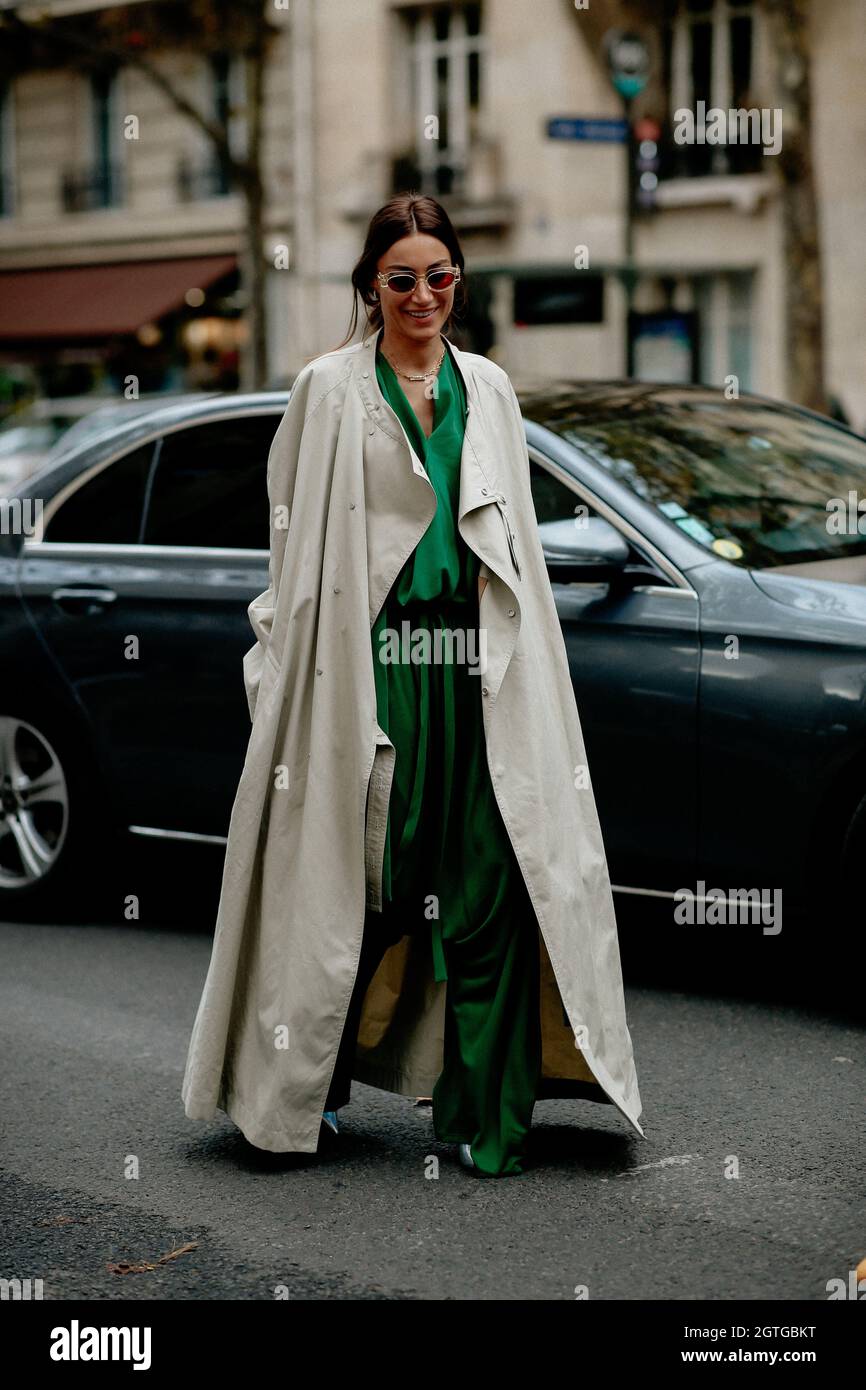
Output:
[328,191,467,354]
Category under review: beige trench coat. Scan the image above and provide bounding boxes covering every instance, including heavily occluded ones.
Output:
[181,326,645,1151]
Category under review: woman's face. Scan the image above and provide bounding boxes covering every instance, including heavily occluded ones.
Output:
[373,233,456,350]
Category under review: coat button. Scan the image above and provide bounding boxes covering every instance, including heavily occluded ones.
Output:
[333,586,341,594]
[507,608,515,617]
[316,668,323,675]
[363,370,370,378]
[368,428,375,435]
[481,487,488,495]
[349,502,356,510]
[481,685,489,696]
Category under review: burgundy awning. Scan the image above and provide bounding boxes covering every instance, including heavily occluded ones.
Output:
[0,255,238,340]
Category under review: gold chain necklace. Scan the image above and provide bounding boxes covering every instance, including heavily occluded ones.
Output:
[382,341,446,382]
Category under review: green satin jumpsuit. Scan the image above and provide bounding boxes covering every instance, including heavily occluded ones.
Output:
[366,336,543,1176]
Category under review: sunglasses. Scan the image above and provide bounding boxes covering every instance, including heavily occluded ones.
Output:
[376,265,461,295]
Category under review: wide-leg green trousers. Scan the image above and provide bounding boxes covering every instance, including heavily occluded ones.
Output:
[326,600,542,1177]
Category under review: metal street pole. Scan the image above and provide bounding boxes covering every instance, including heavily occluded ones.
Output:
[623,92,636,378]
[603,30,650,379]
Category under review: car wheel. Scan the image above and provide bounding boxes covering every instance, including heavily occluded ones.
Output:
[0,712,115,922]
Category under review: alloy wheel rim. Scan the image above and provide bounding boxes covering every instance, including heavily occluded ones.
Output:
[0,717,69,889]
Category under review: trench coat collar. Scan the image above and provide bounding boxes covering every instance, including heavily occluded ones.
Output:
[351,324,502,524]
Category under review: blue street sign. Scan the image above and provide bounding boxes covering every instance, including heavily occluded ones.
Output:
[547,117,629,143]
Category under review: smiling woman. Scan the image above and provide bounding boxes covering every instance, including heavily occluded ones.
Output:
[332,201,485,607]
[326,195,546,1175]
[181,192,644,1177]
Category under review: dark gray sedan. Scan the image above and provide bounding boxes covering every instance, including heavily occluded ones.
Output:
[1,382,865,926]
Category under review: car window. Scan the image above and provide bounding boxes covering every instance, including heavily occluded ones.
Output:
[530,456,663,577]
[545,395,866,569]
[143,416,279,549]
[42,443,155,543]
[530,460,599,525]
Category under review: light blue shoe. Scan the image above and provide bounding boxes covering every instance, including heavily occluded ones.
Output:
[458,1142,475,1170]
[322,1110,340,1135]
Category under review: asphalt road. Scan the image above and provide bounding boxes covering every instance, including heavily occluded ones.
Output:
[0,846,862,1301]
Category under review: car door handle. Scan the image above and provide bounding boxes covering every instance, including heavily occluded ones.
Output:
[51,586,118,615]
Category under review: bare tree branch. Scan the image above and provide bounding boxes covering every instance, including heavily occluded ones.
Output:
[1,1,277,388]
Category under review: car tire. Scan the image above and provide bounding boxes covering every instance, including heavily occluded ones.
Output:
[0,709,119,923]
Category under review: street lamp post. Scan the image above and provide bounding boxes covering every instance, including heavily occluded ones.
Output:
[603,30,650,378]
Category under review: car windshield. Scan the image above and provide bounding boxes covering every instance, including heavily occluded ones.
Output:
[548,393,866,570]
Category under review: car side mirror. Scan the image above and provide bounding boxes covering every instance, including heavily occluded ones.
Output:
[539,516,630,583]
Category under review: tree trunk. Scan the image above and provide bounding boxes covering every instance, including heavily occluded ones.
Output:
[764,0,827,413]
[2,2,275,393]
[239,40,268,391]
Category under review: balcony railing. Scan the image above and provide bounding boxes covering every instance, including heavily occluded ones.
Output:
[392,150,469,199]
[60,162,124,213]
[343,136,514,233]
[657,119,767,182]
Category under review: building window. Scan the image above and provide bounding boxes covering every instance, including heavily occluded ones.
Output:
[90,68,122,205]
[178,54,246,202]
[396,2,484,197]
[662,0,760,178]
[61,68,124,212]
[513,274,604,328]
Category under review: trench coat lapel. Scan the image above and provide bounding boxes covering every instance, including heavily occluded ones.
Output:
[352,327,522,632]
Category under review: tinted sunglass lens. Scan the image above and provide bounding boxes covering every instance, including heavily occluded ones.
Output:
[388,275,417,292]
[428,271,456,289]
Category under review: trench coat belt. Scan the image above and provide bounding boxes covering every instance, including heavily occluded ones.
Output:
[365,728,396,914]
[367,726,449,981]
